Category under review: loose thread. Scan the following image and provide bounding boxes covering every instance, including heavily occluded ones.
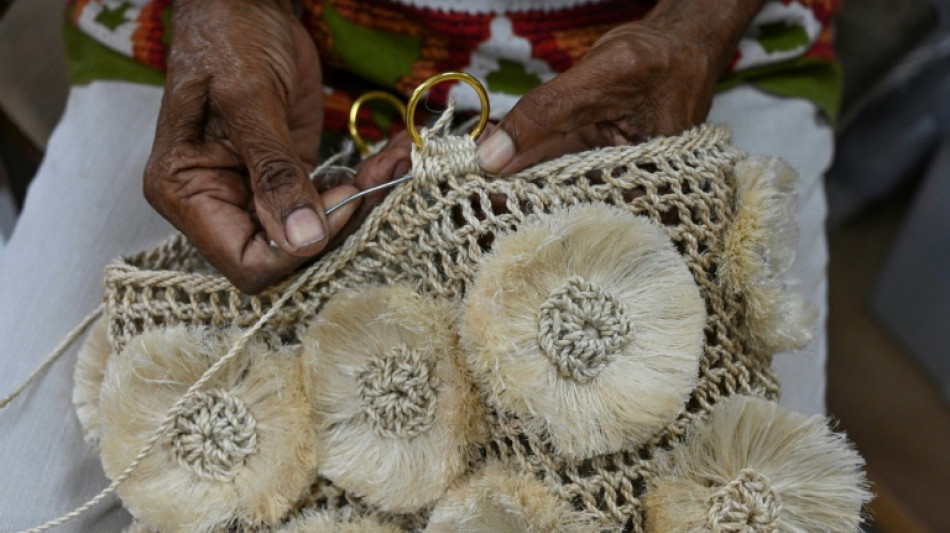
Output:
[13,261,319,533]
[0,305,103,410]
[309,140,356,186]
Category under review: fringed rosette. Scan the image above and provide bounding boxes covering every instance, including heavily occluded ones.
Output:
[301,285,484,512]
[460,204,706,458]
[77,125,868,531]
[645,395,870,532]
[98,327,318,533]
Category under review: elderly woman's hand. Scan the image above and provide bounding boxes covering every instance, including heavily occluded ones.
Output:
[476,0,764,174]
[144,0,360,294]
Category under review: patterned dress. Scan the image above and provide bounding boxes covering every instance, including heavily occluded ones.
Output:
[65,0,841,142]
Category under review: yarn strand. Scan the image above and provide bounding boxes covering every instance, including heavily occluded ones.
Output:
[7,106,468,533]
[0,305,103,410]
[11,265,317,533]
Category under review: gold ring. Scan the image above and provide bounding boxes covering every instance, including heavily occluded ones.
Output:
[406,72,490,148]
[348,91,408,157]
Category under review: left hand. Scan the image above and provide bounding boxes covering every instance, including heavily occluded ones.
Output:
[475,21,717,175]
[354,0,763,204]
[475,0,763,174]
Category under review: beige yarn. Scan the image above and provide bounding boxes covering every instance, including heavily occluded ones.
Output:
[72,317,112,446]
[706,469,782,532]
[99,326,319,533]
[644,395,870,532]
[460,204,706,459]
[537,276,635,383]
[169,388,259,483]
[357,343,440,440]
[302,284,484,513]
[91,125,815,531]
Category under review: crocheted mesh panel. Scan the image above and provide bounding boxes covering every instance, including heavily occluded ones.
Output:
[103,125,779,532]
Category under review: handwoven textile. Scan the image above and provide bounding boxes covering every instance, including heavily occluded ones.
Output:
[101,124,784,531]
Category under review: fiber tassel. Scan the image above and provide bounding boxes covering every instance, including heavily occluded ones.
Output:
[461,204,706,458]
[99,327,319,533]
[72,317,112,446]
[302,285,485,512]
[645,395,871,532]
[426,462,600,533]
[720,157,816,353]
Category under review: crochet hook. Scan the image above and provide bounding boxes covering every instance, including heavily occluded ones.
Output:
[324,172,413,216]
[266,172,411,248]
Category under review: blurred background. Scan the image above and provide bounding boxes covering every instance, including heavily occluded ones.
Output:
[1,0,948,531]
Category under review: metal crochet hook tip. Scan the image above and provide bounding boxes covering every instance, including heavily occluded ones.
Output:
[325,172,413,216]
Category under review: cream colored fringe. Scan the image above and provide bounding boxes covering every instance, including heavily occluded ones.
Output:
[72,317,112,446]
[1,265,319,533]
[0,111,465,533]
[645,395,871,532]
[720,157,817,353]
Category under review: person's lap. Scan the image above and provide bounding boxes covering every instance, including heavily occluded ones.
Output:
[0,81,830,531]
[0,82,168,531]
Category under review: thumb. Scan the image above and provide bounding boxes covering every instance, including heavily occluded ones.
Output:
[475,75,606,175]
[475,82,568,175]
[223,96,331,257]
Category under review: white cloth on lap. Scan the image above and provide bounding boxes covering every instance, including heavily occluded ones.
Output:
[0,81,831,532]
[0,82,170,532]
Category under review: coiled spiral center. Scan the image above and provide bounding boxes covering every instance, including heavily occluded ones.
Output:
[537,276,634,382]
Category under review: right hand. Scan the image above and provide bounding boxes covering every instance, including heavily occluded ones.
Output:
[144,0,360,294]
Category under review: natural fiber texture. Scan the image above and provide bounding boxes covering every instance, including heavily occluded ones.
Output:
[302,284,484,512]
[277,509,404,533]
[720,157,816,353]
[461,204,706,458]
[72,317,112,446]
[425,462,600,533]
[122,521,158,533]
[98,326,318,533]
[93,125,826,531]
[537,276,635,383]
[644,395,870,532]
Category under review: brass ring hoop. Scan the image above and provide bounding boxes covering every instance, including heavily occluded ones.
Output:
[406,72,491,148]
[348,91,408,157]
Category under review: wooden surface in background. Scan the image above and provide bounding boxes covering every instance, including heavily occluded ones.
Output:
[828,192,950,533]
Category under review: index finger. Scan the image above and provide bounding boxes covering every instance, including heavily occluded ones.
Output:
[171,168,360,293]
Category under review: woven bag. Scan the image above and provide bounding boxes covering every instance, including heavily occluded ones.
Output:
[69,124,868,533]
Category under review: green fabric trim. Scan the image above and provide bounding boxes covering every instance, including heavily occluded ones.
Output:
[63,20,166,86]
[161,7,173,47]
[323,0,421,88]
[716,57,842,121]
[94,1,133,31]
[755,22,811,53]
[486,59,544,96]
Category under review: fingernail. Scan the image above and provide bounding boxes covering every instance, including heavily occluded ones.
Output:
[393,159,411,179]
[476,129,515,173]
[285,208,325,250]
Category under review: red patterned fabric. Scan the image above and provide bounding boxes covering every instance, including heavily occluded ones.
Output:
[67,0,842,139]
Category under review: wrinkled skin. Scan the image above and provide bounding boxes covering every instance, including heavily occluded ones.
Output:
[145,0,355,294]
[474,21,719,174]
[146,0,762,293]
